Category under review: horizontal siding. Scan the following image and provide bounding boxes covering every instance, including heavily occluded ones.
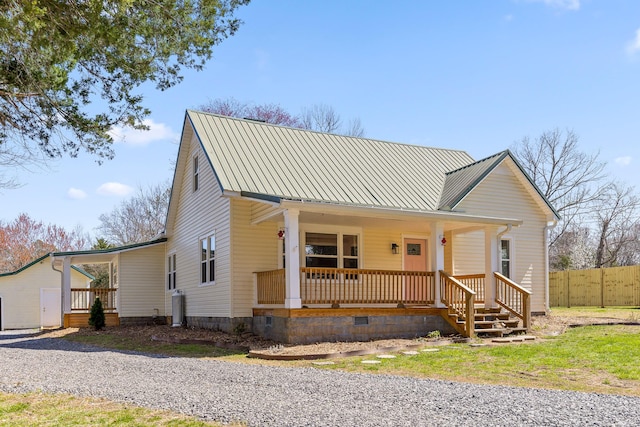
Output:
[231,199,279,317]
[166,131,232,318]
[118,244,166,317]
[452,230,484,275]
[458,163,548,312]
[0,260,89,329]
[363,228,403,271]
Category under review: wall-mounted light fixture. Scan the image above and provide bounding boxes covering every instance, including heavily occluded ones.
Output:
[391,243,399,254]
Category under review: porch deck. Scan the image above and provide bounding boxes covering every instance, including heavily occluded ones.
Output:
[255,268,531,338]
[65,287,120,328]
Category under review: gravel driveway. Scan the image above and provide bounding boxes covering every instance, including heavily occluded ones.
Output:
[1,330,639,426]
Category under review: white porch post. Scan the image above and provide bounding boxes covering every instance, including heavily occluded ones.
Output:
[283,209,302,309]
[431,222,445,307]
[62,257,72,314]
[484,226,499,309]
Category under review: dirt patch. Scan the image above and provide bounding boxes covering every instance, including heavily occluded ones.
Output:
[41,313,639,359]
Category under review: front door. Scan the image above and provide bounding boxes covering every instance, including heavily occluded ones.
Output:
[403,239,428,302]
[40,288,61,329]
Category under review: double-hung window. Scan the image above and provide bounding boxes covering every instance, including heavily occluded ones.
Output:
[167,253,176,290]
[501,239,511,278]
[200,233,215,284]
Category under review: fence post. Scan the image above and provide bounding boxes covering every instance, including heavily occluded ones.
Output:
[600,268,605,308]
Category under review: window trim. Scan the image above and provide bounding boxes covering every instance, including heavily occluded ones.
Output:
[199,232,216,286]
[298,225,362,270]
[167,251,177,291]
[500,237,513,279]
[193,155,199,192]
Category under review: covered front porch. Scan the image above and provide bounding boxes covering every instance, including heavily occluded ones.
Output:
[255,267,530,339]
[250,201,532,342]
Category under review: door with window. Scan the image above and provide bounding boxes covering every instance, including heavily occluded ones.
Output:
[403,238,428,303]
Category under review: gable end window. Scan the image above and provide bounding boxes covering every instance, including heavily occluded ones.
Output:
[193,155,199,192]
[200,233,215,284]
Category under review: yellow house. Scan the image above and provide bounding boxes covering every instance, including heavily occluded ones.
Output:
[53,111,559,343]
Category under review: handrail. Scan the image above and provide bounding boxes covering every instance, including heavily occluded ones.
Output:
[494,272,531,330]
[70,287,117,312]
[440,271,475,337]
[454,273,485,304]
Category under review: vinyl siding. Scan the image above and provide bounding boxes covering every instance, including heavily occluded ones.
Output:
[363,228,403,270]
[0,259,89,329]
[457,162,548,312]
[452,230,485,275]
[231,200,279,317]
[118,244,166,317]
[165,131,232,318]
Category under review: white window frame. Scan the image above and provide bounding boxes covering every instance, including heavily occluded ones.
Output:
[199,232,216,286]
[193,155,199,192]
[167,251,177,291]
[500,238,513,279]
[299,225,362,272]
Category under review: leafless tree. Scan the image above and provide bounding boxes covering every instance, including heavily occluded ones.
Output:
[97,182,170,246]
[200,98,365,137]
[511,128,608,249]
[300,104,342,134]
[593,183,640,268]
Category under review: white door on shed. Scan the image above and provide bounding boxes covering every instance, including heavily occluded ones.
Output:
[40,288,61,329]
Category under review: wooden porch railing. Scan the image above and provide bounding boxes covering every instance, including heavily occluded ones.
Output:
[454,273,485,304]
[71,288,117,312]
[494,272,531,330]
[440,271,475,337]
[255,268,435,306]
[302,267,435,305]
[256,269,285,304]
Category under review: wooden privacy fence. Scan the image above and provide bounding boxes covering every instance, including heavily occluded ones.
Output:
[549,266,640,307]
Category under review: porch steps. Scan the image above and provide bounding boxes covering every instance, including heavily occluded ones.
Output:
[473,308,525,337]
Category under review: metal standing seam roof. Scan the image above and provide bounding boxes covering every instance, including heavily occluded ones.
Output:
[0,254,95,280]
[438,151,509,210]
[438,150,561,220]
[187,110,476,211]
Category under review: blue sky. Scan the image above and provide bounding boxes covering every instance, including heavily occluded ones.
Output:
[4,0,640,237]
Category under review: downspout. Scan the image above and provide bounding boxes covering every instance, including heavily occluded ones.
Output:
[50,255,64,328]
[544,220,558,313]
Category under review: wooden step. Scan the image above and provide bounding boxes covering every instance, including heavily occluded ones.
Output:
[474,327,528,337]
[474,313,511,321]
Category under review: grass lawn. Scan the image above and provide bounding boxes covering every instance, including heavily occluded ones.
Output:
[0,392,241,426]
[323,324,640,396]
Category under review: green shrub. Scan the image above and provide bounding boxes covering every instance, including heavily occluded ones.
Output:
[88,297,106,330]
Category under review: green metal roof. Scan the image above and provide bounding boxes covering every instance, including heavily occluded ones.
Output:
[439,150,560,219]
[0,254,95,280]
[51,238,167,257]
[187,110,475,211]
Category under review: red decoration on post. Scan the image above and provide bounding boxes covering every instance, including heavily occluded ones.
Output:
[277,229,285,240]
[441,237,447,246]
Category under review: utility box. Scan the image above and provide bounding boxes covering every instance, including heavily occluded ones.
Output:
[171,290,184,327]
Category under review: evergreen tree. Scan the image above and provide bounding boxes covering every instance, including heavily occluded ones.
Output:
[88,297,106,331]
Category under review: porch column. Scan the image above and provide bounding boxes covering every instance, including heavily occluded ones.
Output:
[484,226,499,309]
[430,222,445,307]
[283,208,302,309]
[62,256,72,314]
